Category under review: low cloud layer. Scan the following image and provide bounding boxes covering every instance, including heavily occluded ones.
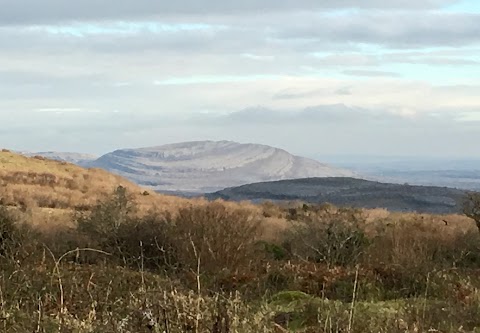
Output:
[3,104,479,159]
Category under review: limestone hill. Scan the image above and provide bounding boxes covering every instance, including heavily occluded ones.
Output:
[89,140,355,193]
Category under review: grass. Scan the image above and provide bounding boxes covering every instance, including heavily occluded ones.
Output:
[0,151,201,222]
[2,150,480,332]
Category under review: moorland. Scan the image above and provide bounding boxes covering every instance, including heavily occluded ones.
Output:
[1,150,480,332]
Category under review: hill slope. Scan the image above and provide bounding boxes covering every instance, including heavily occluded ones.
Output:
[0,150,189,214]
[89,141,355,193]
[23,151,97,167]
[209,177,467,214]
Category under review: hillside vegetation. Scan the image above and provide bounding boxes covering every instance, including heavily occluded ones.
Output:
[1,150,480,332]
[211,177,466,214]
[0,149,195,226]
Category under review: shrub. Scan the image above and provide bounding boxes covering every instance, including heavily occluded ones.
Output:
[259,241,290,260]
[126,203,262,279]
[75,186,173,268]
[76,186,136,263]
[114,212,178,271]
[286,207,370,267]
[265,270,293,292]
[75,189,262,281]
[171,203,262,277]
[463,192,480,233]
[367,216,480,272]
[0,206,21,259]
[77,186,133,236]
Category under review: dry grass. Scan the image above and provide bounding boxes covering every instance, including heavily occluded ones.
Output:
[3,149,480,332]
[2,195,480,332]
[2,150,473,239]
[1,169,480,332]
[0,151,205,224]
[0,151,276,230]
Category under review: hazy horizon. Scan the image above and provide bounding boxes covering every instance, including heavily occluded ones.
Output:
[15,139,480,164]
[2,0,480,158]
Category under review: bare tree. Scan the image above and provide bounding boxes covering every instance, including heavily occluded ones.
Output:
[463,192,480,233]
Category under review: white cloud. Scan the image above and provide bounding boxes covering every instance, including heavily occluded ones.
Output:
[0,0,479,158]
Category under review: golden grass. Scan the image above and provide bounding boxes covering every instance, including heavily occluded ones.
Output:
[0,150,475,241]
[0,151,202,224]
[3,150,480,333]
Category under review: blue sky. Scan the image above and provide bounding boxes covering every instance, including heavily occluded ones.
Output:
[1,0,479,158]
[446,0,480,11]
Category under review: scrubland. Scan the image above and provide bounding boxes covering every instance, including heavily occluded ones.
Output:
[1,150,480,332]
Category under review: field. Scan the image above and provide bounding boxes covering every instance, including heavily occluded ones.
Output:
[1,152,480,332]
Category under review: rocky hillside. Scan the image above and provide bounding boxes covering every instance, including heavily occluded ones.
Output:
[89,141,355,193]
[209,177,467,214]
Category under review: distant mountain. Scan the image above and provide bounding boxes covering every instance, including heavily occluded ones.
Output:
[24,152,97,167]
[208,177,467,214]
[320,156,480,191]
[88,141,356,193]
[365,170,480,191]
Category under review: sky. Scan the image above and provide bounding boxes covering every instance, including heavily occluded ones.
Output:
[1,0,480,159]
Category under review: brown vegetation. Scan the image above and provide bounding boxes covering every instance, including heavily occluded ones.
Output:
[1,188,480,332]
[2,150,480,332]
[0,150,199,222]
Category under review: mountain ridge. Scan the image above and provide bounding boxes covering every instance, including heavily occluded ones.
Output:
[88,140,356,193]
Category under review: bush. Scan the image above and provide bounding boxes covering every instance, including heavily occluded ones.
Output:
[137,203,262,280]
[265,270,293,292]
[75,189,263,282]
[463,192,480,233]
[367,216,480,272]
[258,241,289,260]
[286,207,370,267]
[115,212,178,271]
[76,186,135,261]
[74,186,177,269]
[0,206,21,259]
[171,203,262,277]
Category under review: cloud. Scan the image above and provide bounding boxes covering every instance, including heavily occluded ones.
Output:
[278,12,480,48]
[154,74,279,85]
[342,70,401,77]
[219,104,458,125]
[273,89,326,100]
[0,0,458,25]
[0,0,479,159]
[2,10,480,61]
[335,87,353,95]
[382,52,479,65]
[1,12,479,71]
[308,49,480,69]
[3,104,479,159]
[311,54,379,67]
